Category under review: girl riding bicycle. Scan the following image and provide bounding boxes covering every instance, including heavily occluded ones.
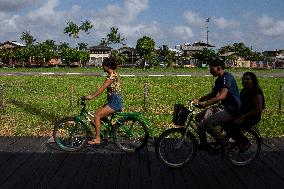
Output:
[82,57,122,145]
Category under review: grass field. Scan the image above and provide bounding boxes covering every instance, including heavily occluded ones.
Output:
[0,69,283,138]
[1,67,284,74]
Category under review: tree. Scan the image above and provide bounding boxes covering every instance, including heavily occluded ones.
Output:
[192,48,218,66]
[136,36,155,57]
[250,51,263,61]
[232,43,252,59]
[100,27,127,65]
[64,20,93,39]
[64,20,93,49]
[111,50,128,66]
[157,45,176,67]
[58,42,70,51]
[100,27,125,46]
[77,43,88,51]
[218,43,253,60]
[63,20,93,66]
[136,36,157,67]
[79,20,93,34]
[20,31,36,46]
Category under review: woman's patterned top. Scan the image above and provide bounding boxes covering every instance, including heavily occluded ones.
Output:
[106,71,121,96]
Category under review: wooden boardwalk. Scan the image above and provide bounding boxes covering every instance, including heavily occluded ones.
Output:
[0,136,283,189]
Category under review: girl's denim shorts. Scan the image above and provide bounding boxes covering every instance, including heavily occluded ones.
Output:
[107,94,122,112]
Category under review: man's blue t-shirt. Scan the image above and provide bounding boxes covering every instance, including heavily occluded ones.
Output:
[213,72,241,114]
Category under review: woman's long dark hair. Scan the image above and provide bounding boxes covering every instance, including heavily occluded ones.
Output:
[242,72,265,109]
[102,57,117,70]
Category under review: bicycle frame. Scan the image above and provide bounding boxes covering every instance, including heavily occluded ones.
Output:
[75,99,149,139]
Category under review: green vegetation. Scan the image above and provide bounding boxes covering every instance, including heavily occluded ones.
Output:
[1,67,284,74]
[0,74,283,137]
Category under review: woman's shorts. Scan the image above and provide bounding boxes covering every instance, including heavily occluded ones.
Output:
[107,94,122,112]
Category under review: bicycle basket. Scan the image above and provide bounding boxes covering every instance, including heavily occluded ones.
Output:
[172,104,190,126]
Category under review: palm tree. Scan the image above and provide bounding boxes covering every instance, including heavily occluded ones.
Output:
[20,31,36,46]
[100,27,125,46]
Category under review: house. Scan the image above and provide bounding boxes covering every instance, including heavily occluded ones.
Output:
[262,49,284,68]
[0,41,26,50]
[274,55,284,68]
[180,41,214,57]
[118,46,139,67]
[88,45,112,66]
[0,41,26,66]
[220,52,251,68]
[178,41,215,67]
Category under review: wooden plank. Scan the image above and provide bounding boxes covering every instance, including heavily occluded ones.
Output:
[35,151,68,188]
[22,150,56,188]
[189,152,223,189]
[93,142,122,189]
[68,152,96,189]
[269,138,284,151]
[0,136,284,188]
[248,159,284,187]
[260,149,284,180]
[0,137,26,166]
[52,152,88,189]
[0,137,46,188]
[227,161,267,189]
[146,144,164,189]
[80,143,109,188]
[200,155,245,189]
[117,147,131,188]
[139,147,152,189]
[128,151,142,189]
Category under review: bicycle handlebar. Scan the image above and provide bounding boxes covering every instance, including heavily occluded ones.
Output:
[78,97,87,106]
[187,101,198,112]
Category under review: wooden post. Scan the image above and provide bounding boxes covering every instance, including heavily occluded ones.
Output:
[143,83,148,112]
[279,84,283,112]
[0,85,3,109]
[69,85,74,112]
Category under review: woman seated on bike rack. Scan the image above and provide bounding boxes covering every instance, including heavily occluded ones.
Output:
[192,58,241,150]
[82,57,122,145]
[228,72,265,152]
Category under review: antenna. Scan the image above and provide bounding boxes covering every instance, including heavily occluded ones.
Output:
[206,18,210,45]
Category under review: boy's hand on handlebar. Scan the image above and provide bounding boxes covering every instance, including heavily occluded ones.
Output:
[81,95,91,100]
[192,98,199,105]
[196,101,207,109]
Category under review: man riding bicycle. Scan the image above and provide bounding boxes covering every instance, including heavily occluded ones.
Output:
[193,57,241,150]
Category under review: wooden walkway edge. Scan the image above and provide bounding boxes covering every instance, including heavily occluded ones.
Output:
[0,136,283,189]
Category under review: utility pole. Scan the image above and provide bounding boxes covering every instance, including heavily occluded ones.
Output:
[206,18,210,45]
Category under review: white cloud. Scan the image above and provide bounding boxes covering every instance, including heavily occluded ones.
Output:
[94,0,148,25]
[258,15,284,37]
[0,0,38,12]
[0,12,19,33]
[119,22,162,39]
[172,26,194,40]
[92,0,163,46]
[183,11,204,26]
[213,17,240,29]
[27,0,63,26]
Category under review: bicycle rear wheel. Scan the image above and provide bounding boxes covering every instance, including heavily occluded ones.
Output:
[53,117,90,152]
[155,128,197,168]
[225,129,261,166]
[113,117,149,153]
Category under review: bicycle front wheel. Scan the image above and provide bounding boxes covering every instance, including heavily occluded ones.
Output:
[113,117,149,153]
[155,128,197,168]
[53,117,90,152]
[225,129,261,166]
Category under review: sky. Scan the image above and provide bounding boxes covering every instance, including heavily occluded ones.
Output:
[0,0,284,52]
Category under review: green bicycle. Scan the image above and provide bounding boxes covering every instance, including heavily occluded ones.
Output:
[53,98,149,152]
